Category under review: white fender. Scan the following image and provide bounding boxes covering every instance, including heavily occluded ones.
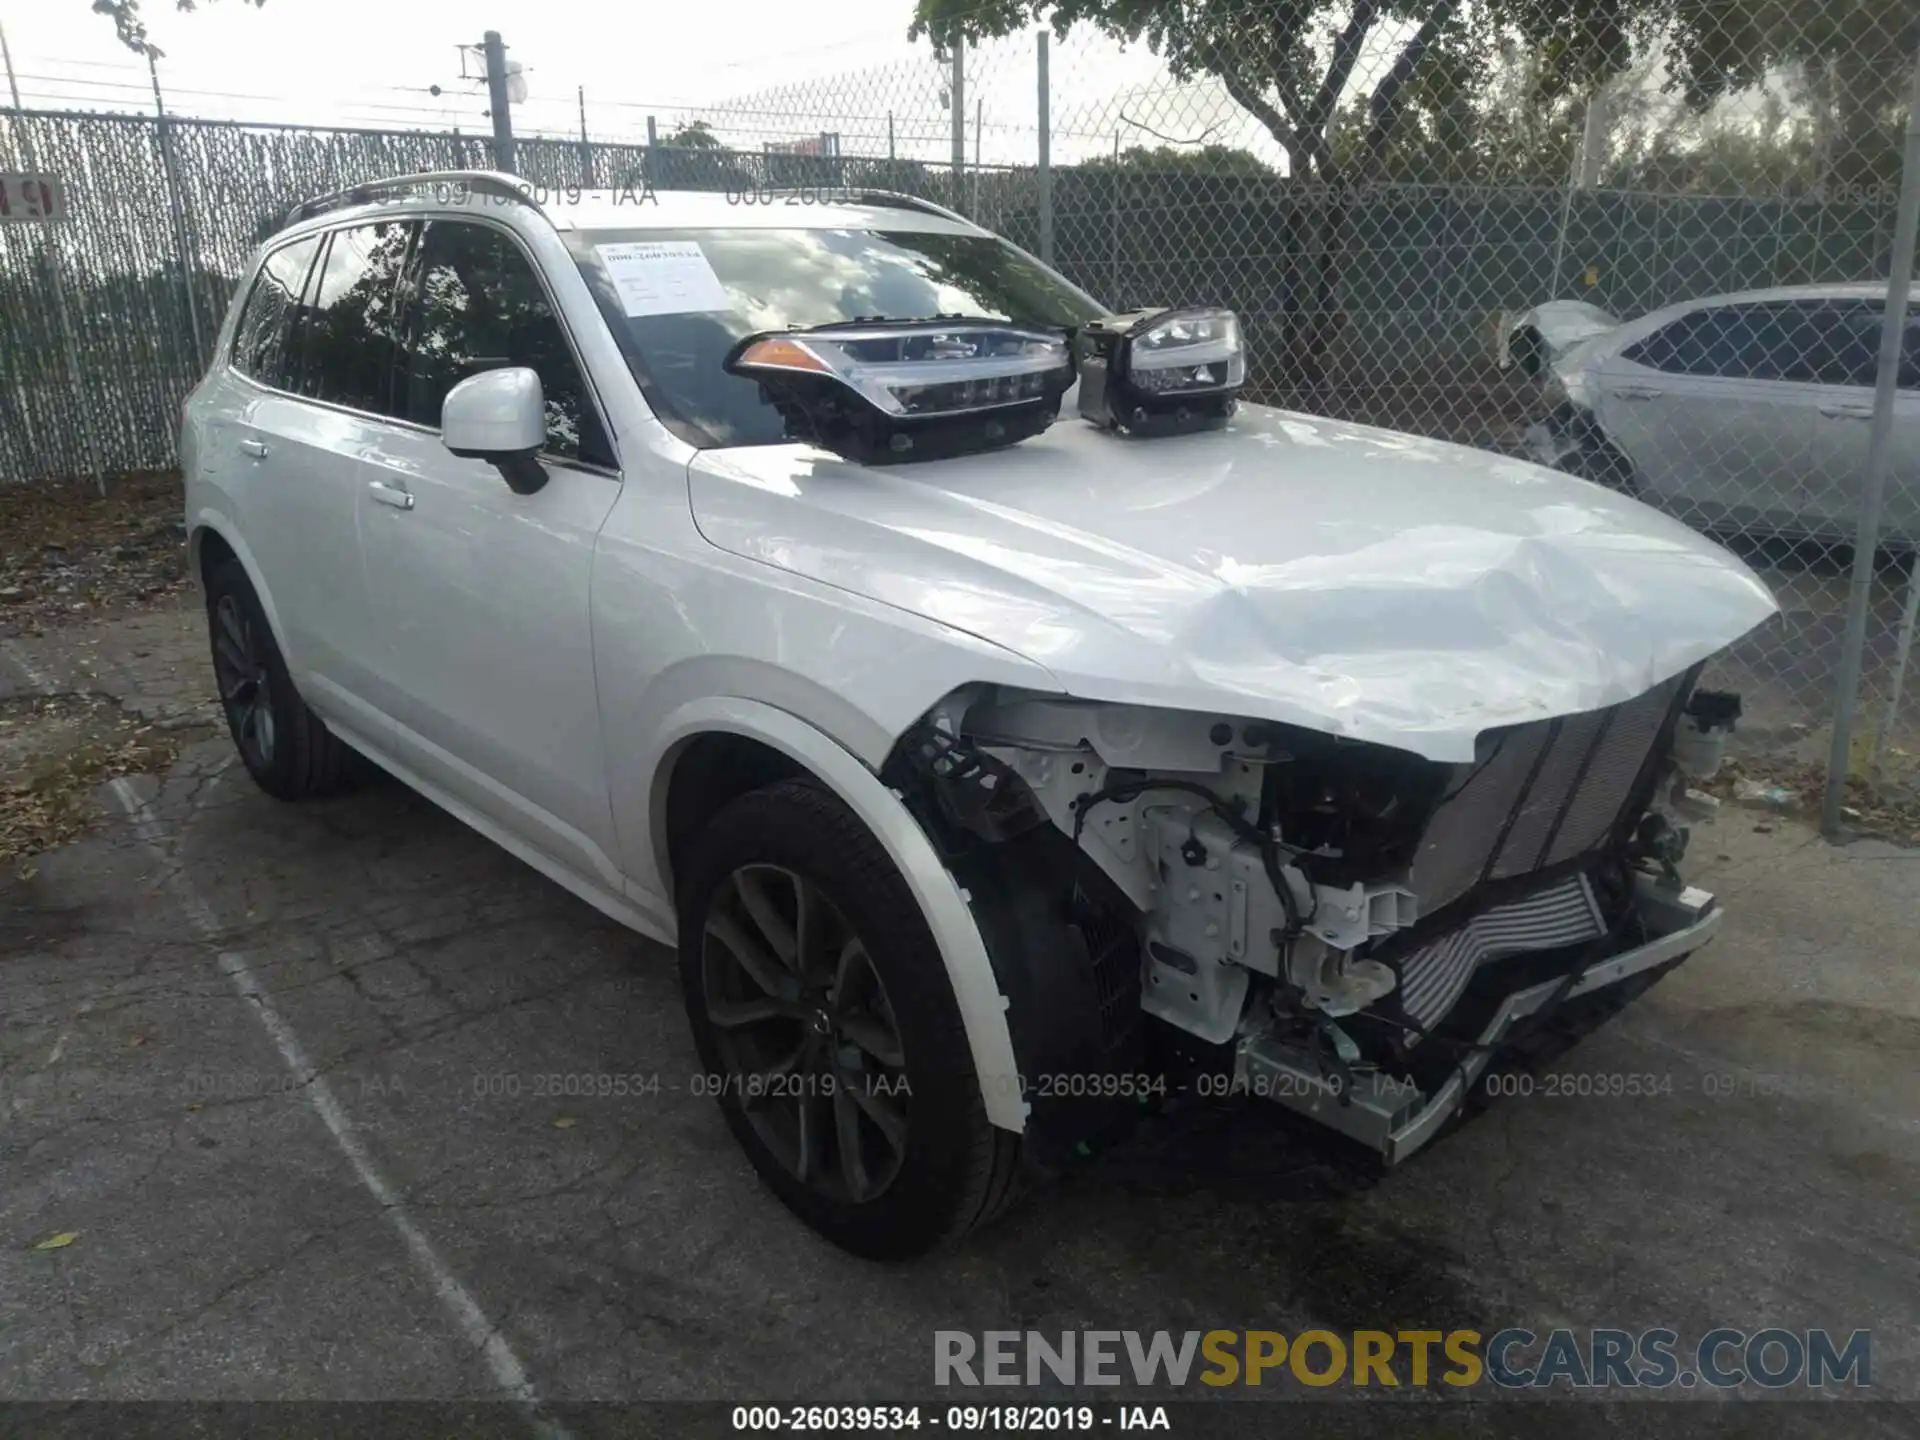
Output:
[649,696,1029,1132]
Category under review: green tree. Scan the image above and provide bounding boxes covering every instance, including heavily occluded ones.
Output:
[661,120,725,150]
[1083,142,1272,176]
[93,0,267,57]
[911,0,1915,399]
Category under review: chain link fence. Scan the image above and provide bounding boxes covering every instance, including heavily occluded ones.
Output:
[2,1,1919,816]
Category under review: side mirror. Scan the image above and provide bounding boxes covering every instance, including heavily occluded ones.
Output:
[442,367,549,494]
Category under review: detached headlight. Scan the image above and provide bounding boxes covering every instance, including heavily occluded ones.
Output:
[1078,306,1245,435]
[725,320,1074,464]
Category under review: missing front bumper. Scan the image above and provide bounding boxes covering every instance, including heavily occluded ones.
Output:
[1235,877,1719,1164]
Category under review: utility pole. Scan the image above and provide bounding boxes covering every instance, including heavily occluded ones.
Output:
[0,19,18,106]
[949,39,965,211]
[482,30,515,173]
[148,50,205,369]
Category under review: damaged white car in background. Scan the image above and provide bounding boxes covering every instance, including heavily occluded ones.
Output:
[184,176,1778,1261]
[1501,283,1920,540]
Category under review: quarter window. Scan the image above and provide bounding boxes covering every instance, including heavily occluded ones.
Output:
[232,235,321,388]
[1814,302,1920,390]
[299,220,417,415]
[396,220,612,466]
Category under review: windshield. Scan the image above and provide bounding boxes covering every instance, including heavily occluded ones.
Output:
[567,226,1106,448]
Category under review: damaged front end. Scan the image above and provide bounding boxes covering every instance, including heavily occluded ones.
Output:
[884,676,1740,1167]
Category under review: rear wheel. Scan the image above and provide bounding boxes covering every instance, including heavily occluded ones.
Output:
[204,559,359,801]
[677,778,1021,1258]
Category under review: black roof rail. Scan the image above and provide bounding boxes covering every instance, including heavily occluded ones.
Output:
[282,170,547,228]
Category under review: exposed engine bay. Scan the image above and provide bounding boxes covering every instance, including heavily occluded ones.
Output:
[885,676,1739,1166]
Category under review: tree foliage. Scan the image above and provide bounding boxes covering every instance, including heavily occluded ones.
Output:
[909,0,1918,188]
[1083,142,1272,176]
[92,0,267,58]
[661,120,726,150]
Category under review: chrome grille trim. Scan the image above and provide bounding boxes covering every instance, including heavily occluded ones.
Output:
[1393,874,1605,1030]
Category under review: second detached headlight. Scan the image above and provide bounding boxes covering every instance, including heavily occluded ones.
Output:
[1078,306,1245,435]
[725,319,1074,464]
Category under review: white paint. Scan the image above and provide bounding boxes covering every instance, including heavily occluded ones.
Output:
[690,402,1780,762]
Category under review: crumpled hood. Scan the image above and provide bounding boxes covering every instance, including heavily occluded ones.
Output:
[688,403,1778,762]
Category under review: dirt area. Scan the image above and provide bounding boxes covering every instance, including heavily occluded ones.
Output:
[0,693,203,874]
[0,470,192,636]
[0,470,213,876]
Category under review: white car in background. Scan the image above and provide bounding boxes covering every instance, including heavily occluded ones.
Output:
[1506,284,1920,543]
[181,171,1776,1259]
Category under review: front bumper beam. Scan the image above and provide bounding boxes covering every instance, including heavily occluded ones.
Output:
[1235,878,1720,1164]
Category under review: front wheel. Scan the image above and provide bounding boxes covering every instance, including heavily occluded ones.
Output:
[677,778,1021,1258]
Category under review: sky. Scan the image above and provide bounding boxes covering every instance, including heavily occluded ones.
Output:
[0,0,1252,168]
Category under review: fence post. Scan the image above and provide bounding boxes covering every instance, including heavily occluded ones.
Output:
[483,31,516,172]
[1036,30,1052,264]
[577,85,593,188]
[1865,49,1920,797]
[147,52,205,371]
[950,40,965,211]
[972,98,982,219]
[1109,130,1120,309]
[1824,44,1920,835]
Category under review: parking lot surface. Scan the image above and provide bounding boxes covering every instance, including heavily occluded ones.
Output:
[2,611,1917,1434]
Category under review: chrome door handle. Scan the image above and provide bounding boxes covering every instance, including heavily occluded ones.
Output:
[1818,401,1873,420]
[1611,386,1663,401]
[238,439,270,458]
[367,479,415,511]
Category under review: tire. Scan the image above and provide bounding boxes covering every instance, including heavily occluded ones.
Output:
[677,778,1022,1259]
[204,558,359,801]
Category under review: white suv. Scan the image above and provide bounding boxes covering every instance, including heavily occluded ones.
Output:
[182,171,1777,1258]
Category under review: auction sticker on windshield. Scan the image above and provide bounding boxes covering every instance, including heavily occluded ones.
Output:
[596,240,731,316]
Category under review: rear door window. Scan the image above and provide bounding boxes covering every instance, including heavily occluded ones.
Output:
[1623,302,1824,382]
[299,220,418,416]
[232,235,322,388]
[394,219,613,467]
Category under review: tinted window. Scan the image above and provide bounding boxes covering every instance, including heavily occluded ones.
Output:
[567,227,1106,448]
[1814,301,1920,390]
[397,220,611,466]
[300,221,416,415]
[1624,302,1830,381]
[232,235,321,387]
